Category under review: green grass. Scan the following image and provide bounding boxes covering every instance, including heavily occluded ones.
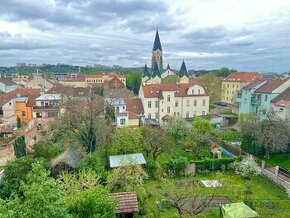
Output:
[259,153,290,170]
[137,172,290,217]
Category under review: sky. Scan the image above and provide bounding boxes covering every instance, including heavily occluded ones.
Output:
[1,0,290,72]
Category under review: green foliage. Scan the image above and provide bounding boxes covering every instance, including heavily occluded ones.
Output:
[17,116,22,129]
[107,164,148,192]
[110,128,143,155]
[164,157,189,176]
[199,73,221,102]
[105,105,115,122]
[193,157,239,171]
[192,117,213,135]
[161,75,180,84]
[67,186,116,218]
[92,87,104,96]
[241,135,264,155]
[126,72,141,95]
[212,67,237,77]
[0,156,36,199]
[32,142,62,160]
[164,116,190,143]
[216,130,240,141]
[13,136,26,158]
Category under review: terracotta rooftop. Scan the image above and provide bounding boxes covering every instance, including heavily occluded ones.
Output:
[84,73,125,79]
[47,85,90,97]
[141,82,208,98]
[271,88,290,106]
[126,98,144,119]
[223,72,262,83]
[242,79,267,90]
[109,192,139,214]
[255,77,289,93]
[0,77,17,86]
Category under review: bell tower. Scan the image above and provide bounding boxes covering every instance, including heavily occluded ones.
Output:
[151,29,163,71]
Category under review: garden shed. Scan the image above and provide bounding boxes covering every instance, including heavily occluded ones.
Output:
[221,202,259,218]
[51,148,82,176]
[109,153,146,168]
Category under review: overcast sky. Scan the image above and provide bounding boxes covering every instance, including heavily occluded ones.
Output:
[1,0,290,72]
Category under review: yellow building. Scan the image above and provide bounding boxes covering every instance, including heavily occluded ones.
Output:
[221,72,262,105]
[16,96,36,124]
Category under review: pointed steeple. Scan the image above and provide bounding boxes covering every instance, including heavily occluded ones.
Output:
[166,63,170,70]
[143,64,151,78]
[152,29,162,51]
[179,60,188,78]
[152,61,161,78]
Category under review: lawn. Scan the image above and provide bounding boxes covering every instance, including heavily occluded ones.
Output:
[259,153,290,170]
[137,172,290,218]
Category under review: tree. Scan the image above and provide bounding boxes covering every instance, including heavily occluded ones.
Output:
[105,105,115,122]
[164,116,190,143]
[0,156,36,199]
[17,116,22,129]
[126,72,141,95]
[212,67,236,77]
[192,117,213,135]
[60,171,116,218]
[231,156,261,179]
[140,126,173,162]
[199,73,221,102]
[107,163,148,192]
[161,179,217,217]
[13,136,26,158]
[0,161,69,218]
[110,128,143,155]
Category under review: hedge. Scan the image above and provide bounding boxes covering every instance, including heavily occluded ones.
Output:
[192,157,240,171]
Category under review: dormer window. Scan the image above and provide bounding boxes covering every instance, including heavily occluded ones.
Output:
[192,89,194,94]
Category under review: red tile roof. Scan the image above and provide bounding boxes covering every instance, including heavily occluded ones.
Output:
[85,73,125,79]
[271,88,290,106]
[255,78,289,93]
[142,82,209,98]
[0,88,41,106]
[242,79,267,90]
[0,77,17,86]
[109,192,138,214]
[223,72,262,83]
[126,98,144,119]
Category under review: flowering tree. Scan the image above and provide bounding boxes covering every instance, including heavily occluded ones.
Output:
[231,156,261,178]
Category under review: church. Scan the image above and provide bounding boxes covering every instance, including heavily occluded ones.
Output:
[138,30,210,123]
[142,29,189,84]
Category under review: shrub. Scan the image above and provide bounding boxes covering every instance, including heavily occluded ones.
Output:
[164,157,189,176]
[13,136,26,158]
[193,157,239,171]
[230,156,261,178]
[32,142,62,160]
[216,130,240,141]
[241,136,265,156]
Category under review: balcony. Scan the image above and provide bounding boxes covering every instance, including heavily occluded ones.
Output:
[235,91,242,103]
[250,97,261,105]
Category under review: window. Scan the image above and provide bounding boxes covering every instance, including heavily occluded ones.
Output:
[155,113,159,119]
[167,107,170,113]
[120,118,126,125]
[279,108,284,112]
[175,100,179,107]
[167,95,170,102]
[236,84,239,88]
[202,111,205,115]
[198,89,201,94]
[186,111,189,118]
[232,84,234,88]
[265,95,268,102]
[148,101,151,108]
[177,112,180,115]
[194,100,197,106]
[227,91,229,94]
[186,100,190,107]
[148,113,151,119]
[22,111,26,116]
[192,89,194,94]
[155,101,159,108]
[202,99,206,106]
[227,84,229,88]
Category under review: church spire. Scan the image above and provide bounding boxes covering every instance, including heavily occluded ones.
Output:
[166,63,170,70]
[143,64,151,78]
[152,29,162,51]
[179,60,188,78]
[152,61,161,78]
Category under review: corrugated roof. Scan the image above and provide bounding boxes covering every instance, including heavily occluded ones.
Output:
[51,148,82,169]
[109,192,139,214]
[109,153,146,168]
[36,94,61,101]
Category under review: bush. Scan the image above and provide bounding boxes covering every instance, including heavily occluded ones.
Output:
[216,130,240,141]
[241,136,265,156]
[32,142,62,160]
[231,156,261,178]
[13,136,26,158]
[164,157,189,176]
[193,157,239,171]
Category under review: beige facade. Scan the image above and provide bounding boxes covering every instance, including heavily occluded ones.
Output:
[221,81,246,104]
[139,83,209,123]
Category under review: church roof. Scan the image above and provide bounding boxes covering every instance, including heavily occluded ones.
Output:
[152,30,162,51]
[179,60,188,78]
[166,63,170,70]
[143,64,151,78]
[152,61,161,78]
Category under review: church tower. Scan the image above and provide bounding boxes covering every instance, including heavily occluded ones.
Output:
[152,29,163,71]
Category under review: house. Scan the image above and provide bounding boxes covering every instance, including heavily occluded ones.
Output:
[126,98,144,127]
[33,94,62,119]
[139,82,209,124]
[0,97,16,132]
[109,192,139,218]
[221,72,262,105]
[0,78,17,93]
[16,96,39,124]
[270,88,290,120]
[51,148,82,176]
[24,74,54,90]
[236,77,290,119]
[109,153,146,168]
[105,98,128,127]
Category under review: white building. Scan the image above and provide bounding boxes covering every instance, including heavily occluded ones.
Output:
[105,98,128,128]
[139,82,209,124]
[270,88,290,121]
[33,94,62,119]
